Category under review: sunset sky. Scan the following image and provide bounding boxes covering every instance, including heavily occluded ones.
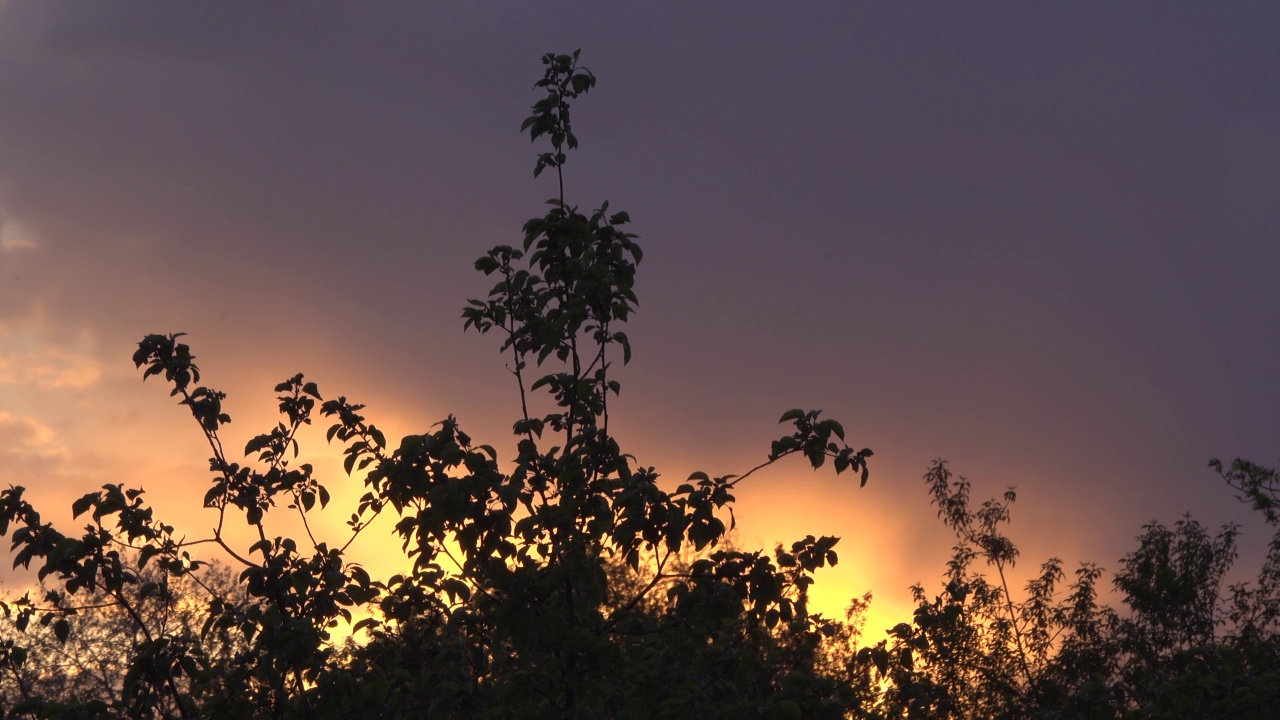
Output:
[1,2,1278,637]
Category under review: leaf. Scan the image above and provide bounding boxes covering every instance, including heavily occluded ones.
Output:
[807,447,826,469]
[834,454,849,474]
[54,618,69,644]
[827,419,845,441]
[613,332,632,364]
[71,495,94,519]
[779,409,804,423]
[873,647,889,675]
[203,486,223,508]
[245,434,272,456]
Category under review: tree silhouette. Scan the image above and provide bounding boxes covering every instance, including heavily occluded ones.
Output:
[0,51,872,719]
[853,460,1280,719]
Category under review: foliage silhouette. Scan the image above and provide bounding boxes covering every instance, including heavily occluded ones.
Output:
[0,49,1278,720]
[0,561,246,718]
[0,51,872,719]
[848,460,1280,720]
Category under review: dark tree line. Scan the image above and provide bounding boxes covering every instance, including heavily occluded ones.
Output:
[0,51,1276,719]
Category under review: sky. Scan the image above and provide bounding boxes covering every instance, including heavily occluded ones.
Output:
[0,1,1278,638]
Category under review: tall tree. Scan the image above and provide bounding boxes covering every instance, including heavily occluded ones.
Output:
[0,51,873,720]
